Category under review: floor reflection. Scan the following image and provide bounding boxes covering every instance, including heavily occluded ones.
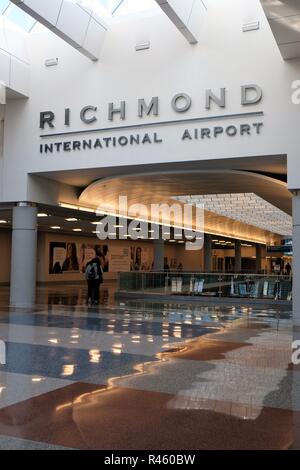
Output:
[0,285,296,450]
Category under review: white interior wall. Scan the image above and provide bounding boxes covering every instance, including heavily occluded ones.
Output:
[2,0,300,205]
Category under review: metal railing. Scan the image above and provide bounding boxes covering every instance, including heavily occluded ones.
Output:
[117,272,292,301]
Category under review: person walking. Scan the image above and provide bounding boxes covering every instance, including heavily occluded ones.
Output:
[285,262,292,277]
[85,256,103,306]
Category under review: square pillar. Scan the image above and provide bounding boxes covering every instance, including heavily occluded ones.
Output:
[153,226,164,271]
[256,244,262,274]
[204,234,212,272]
[235,240,242,273]
[10,203,38,308]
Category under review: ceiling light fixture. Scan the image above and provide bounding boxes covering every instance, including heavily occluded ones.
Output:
[173,193,292,237]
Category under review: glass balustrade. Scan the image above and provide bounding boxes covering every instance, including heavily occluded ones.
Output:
[118,272,292,301]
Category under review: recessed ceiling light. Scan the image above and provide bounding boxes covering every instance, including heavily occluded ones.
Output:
[37,213,48,218]
[66,218,78,222]
[0,220,8,224]
[72,229,82,232]
[50,226,61,230]
[78,207,95,213]
[91,221,103,225]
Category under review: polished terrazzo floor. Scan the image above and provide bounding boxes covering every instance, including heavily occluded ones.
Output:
[0,284,298,450]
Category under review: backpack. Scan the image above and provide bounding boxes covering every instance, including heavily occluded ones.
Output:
[85,262,98,281]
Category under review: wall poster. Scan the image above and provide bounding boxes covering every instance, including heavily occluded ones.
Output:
[49,241,153,274]
[130,246,152,271]
[49,242,109,274]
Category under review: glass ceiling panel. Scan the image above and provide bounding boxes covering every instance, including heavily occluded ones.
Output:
[0,1,37,31]
[78,0,126,15]
[98,0,125,14]
[95,0,158,16]
[0,0,9,15]
[0,0,158,34]
[112,0,158,16]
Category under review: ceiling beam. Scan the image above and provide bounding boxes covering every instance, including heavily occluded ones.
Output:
[10,0,108,61]
[0,17,30,97]
[155,0,207,44]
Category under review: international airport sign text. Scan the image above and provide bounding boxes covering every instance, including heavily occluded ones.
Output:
[39,84,264,154]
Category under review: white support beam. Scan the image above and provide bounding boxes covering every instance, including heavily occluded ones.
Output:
[10,0,108,61]
[155,0,207,44]
[260,0,300,59]
[0,17,30,97]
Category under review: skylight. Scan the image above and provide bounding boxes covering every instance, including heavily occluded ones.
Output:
[77,0,123,16]
[98,0,125,14]
[79,0,157,16]
[0,0,9,15]
[0,0,158,34]
[0,0,159,39]
[0,1,36,32]
[112,0,158,16]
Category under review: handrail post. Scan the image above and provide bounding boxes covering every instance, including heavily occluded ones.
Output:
[218,274,222,298]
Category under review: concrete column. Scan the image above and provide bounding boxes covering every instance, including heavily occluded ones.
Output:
[204,234,212,272]
[0,83,5,160]
[153,226,164,271]
[293,193,300,327]
[10,203,38,308]
[256,244,262,274]
[235,240,242,273]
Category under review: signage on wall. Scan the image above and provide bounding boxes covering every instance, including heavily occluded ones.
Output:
[49,241,109,274]
[48,241,152,274]
[39,85,264,154]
